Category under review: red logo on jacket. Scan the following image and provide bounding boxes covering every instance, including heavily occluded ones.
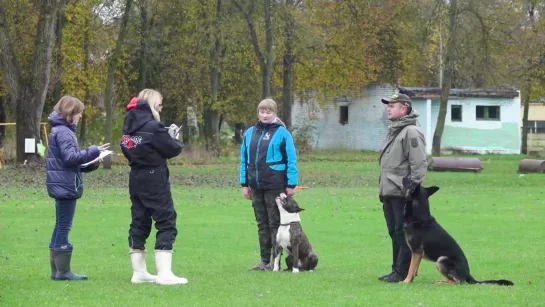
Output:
[121,135,142,149]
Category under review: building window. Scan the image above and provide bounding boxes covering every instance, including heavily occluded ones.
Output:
[451,105,462,122]
[476,105,500,121]
[339,106,348,125]
[527,120,545,133]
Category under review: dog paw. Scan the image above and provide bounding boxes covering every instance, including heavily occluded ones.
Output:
[402,279,412,284]
[292,268,299,274]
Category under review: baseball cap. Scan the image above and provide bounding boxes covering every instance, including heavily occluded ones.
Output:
[381,93,412,108]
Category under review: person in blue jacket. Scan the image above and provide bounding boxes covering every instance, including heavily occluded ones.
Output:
[46,96,109,281]
[240,98,299,271]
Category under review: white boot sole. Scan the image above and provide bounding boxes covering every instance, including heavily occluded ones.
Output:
[131,272,157,284]
[156,277,188,285]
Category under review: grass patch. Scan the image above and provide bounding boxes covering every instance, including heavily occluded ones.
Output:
[1,152,544,306]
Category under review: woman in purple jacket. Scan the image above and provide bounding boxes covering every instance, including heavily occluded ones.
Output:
[46,96,108,281]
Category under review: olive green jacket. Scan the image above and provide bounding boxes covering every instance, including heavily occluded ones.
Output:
[379,110,427,198]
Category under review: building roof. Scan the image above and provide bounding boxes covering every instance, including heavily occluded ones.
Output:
[399,87,519,99]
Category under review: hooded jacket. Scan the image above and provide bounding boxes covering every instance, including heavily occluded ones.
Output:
[46,111,100,200]
[120,97,183,169]
[240,119,299,190]
[379,109,427,197]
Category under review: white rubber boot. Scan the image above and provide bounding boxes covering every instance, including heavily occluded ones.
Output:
[154,250,188,285]
[129,249,157,284]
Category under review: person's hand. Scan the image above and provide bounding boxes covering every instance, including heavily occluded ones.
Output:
[168,124,179,139]
[286,187,296,197]
[242,187,252,200]
[379,194,384,203]
[94,156,104,166]
[402,177,419,201]
[98,143,110,152]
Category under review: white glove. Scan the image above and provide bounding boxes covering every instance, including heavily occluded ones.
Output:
[168,124,181,139]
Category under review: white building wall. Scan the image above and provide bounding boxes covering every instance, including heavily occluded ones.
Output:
[292,86,521,154]
[291,84,397,151]
[425,95,521,154]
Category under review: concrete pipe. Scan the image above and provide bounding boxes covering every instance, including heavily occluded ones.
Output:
[428,157,483,172]
[518,159,545,174]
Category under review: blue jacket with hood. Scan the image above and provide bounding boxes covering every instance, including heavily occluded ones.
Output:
[46,111,100,200]
[240,120,299,190]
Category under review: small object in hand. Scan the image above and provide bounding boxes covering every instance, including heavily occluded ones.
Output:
[168,124,182,139]
[98,143,110,151]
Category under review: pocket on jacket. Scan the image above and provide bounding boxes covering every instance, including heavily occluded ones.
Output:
[74,174,82,191]
[386,173,403,190]
[143,168,169,190]
[160,168,170,188]
[269,164,286,171]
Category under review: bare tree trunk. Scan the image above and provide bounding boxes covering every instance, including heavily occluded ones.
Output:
[439,22,443,86]
[80,10,91,145]
[53,0,66,103]
[183,117,191,149]
[432,0,457,157]
[234,122,243,144]
[264,0,272,98]
[204,0,223,155]
[138,0,149,91]
[103,0,133,169]
[521,83,531,154]
[0,96,5,147]
[218,114,224,132]
[282,0,295,129]
[521,2,537,155]
[79,112,87,145]
[0,0,60,163]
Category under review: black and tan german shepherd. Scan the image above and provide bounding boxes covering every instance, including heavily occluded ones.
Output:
[401,177,514,286]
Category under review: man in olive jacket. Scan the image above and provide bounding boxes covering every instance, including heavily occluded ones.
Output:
[378,93,427,283]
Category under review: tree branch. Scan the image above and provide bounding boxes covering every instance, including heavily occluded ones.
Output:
[233,0,265,70]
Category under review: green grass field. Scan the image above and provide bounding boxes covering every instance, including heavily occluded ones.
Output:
[1,151,544,306]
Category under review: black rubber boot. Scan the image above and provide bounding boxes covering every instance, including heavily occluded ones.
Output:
[52,250,88,281]
[49,249,56,280]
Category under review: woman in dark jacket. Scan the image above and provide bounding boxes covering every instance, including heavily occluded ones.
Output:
[120,89,187,285]
[46,96,108,281]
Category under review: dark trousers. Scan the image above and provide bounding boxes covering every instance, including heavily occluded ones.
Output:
[49,199,77,251]
[128,167,178,250]
[252,188,283,263]
[383,196,411,277]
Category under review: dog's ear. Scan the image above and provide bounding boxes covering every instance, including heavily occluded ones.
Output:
[425,186,440,197]
[297,207,305,212]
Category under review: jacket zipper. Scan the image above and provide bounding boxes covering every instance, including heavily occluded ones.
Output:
[272,133,275,161]
[255,128,266,189]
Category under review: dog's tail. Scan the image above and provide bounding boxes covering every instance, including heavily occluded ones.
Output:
[467,275,514,286]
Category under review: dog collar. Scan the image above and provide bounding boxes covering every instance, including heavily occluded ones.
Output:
[280,221,299,226]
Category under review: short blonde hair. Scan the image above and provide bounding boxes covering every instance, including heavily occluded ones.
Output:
[138,89,162,121]
[257,98,278,115]
[54,96,84,124]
